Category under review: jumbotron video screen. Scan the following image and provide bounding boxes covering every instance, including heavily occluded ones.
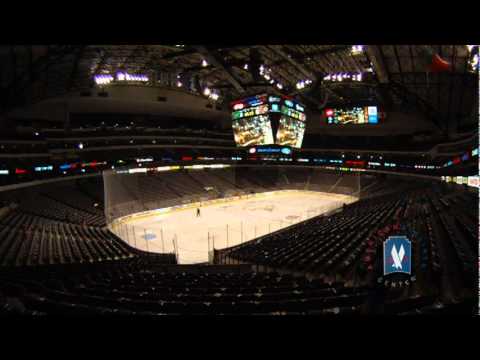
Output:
[325,106,382,124]
[231,94,306,148]
[277,116,306,148]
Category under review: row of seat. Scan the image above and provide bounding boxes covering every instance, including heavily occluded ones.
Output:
[220,192,406,275]
[423,215,442,274]
[0,261,370,315]
[437,213,476,276]
[18,193,105,226]
[0,211,134,267]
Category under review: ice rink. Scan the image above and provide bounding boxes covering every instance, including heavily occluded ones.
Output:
[111,190,357,264]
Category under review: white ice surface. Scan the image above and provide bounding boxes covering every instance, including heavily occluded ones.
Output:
[114,191,356,264]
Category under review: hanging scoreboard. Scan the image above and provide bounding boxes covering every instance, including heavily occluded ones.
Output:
[231,94,306,148]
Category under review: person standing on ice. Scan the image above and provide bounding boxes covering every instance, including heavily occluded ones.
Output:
[196,207,201,217]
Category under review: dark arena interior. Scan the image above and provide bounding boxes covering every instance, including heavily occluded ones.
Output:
[0,44,478,316]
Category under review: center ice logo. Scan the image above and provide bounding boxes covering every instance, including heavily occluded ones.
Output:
[143,233,157,241]
[383,236,411,275]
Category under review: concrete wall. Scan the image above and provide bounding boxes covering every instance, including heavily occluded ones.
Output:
[8,86,231,127]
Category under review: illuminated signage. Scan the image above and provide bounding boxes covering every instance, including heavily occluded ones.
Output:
[149,166,168,172]
[184,164,230,170]
[136,157,154,163]
[0,170,9,175]
[326,106,380,124]
[345,160,365,167]
[34,165,53,172]
[295,104,305,112]
[468,176,479,188]
[329,159,343,164]
[82,161,107,168]
[15,168,28,174]
[232,94,268,108]
[181,156,193,161]
[297,158,310,162]
[150,166,179,172]
[368,162,381,166]
[281,106,306,121]
[249,147,292,155]
[367,106,378,124]
[284,100,294,108]
[232,104,269,120]
[128,168,147,173]
[472,148,479,156]
[268,96,281,103]
[243,95,266,106]
[257,147,279,153]
[248,100,263,107]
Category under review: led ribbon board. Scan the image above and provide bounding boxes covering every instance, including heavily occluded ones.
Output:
[34,165,53,172]
[249,146,292,155]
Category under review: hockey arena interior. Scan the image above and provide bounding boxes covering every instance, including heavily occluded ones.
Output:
[0,44,478,315]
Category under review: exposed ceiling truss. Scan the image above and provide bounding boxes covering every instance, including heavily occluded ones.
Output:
[0,44,477,135]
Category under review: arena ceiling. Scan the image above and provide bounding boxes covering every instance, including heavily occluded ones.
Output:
[0,45,478,134]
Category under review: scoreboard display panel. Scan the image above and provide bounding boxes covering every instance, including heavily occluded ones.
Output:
[280,105,307,121]
[231,94,307,148]
[325,106,381,124]
[276,116,306,148]
[232,104,269,120]
[232,115,274,147]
